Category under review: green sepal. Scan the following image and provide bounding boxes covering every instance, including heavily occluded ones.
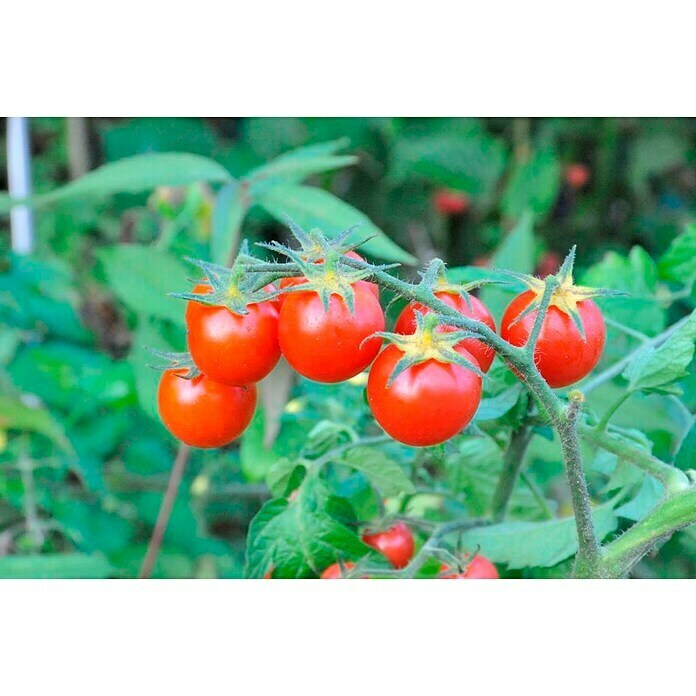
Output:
[145,348,199,378]
[170,252,277,315]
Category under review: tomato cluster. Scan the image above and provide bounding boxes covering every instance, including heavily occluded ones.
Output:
[158,249,607,449]
[318,520,499,579]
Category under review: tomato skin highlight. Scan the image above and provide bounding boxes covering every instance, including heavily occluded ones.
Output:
[279,251,379,302]
[320,562,356,579]
[367,344,482,447]
[440,555,499,579]
[362,522,415,569]
[394,291,496,372]
[157,369,256,448]
[279,285,385,383]
[500,290,606,388]
[186,284,281,386]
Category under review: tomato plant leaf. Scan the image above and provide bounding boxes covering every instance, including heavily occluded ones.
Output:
[38,153,232,206]
[501,141,561,219]
[462,503,618,569]
[658,223,696,284]
[256,183,416,264]
[210,181,247,266]
[244,478,370,578]
[96,245,189,325]
[266,459,305,498]
[390,130,507,206]
[480,211,535,319]
[675,422,696,472]
[0,395,70,450]
[0,553,113,579]
[340,446,415,497]
[622,310,696,393]
[475,384,524,421]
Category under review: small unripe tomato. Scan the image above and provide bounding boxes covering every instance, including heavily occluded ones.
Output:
[433,189,470,216]
[500,290,605,388]
[279,251,379,303]
[362,522,415,569]
[279,285,385,383]
[367,343,482,447]
[157,369,256,448]
[320,562,356,579]
[440,554,499,579]
[394,292,496,372]
[186,284,281,386]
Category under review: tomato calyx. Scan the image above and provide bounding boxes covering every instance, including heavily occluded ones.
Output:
[146,349,200,380]
[371,311,485,387]
[419,258,499,314]
[171,249,280,316]
[501,246,624,339]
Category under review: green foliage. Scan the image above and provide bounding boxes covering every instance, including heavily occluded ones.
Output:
[623,312,696,394]
[340,447,415,497]
[463,504,618,569]
[501,141,561,219]
[245,477,370,578]
[1,117,695,580]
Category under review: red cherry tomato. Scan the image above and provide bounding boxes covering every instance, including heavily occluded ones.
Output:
[440,555,499,579]
[394,291,496,372]
[279,251,379,302]
[500,290,605,388]
[263,283,281,311]
[362,522,415,569]
[367,343,482,447]
[279,285,385,383]
[186,284,281,386]
[157,369,256,448]
[564,163,590,190]
[433,189,470,216]
[320,562,356,579]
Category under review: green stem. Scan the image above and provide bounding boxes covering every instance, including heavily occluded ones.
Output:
[604,317,649,343]
[400,518,490,579]
[579,424,690,493]
[557,393,602,577]
[490,423,534,522]
[596,390,633,432]
[520,471,555,519]
[245,257,597,574]
[600,487,696,578]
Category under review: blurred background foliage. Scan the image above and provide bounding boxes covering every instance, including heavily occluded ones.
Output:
[0,117,694,578]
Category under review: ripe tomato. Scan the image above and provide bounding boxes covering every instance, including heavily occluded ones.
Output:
[500,290,605,388]
[394,292,496,372]
[279,284,385,383]
[157,369,256,448]
[433,189,470,216]
[362,522,415,569]
[320,562,356,579]
[279,251,379,301]
[186,284,281,386]
[565,163,590,190]
[440,555,499,579]
[367,343,482,447]
[263,283,281,311]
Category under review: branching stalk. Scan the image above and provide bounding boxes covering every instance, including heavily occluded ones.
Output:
[579,424,690,493]
[244,250,694,579]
